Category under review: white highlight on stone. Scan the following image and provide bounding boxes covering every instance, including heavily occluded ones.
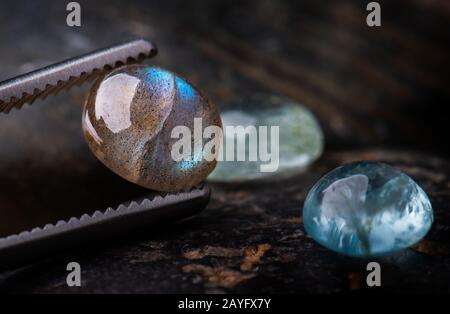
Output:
[95,74,140,133]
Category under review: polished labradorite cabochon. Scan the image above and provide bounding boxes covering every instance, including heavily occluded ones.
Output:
[303,162,433,257]
[208,95,324,182]
[82,65,222,192]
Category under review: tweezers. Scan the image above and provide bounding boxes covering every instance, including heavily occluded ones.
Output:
[0,39,211,271]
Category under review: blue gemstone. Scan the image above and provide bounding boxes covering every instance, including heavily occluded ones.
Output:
[303,161,433,257]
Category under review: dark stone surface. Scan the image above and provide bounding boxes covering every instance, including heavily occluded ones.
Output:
[0,0,449,293]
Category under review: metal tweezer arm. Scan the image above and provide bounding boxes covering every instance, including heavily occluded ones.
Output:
[0,187,210,271]
[0,39,211,271]
[0,39,157,113]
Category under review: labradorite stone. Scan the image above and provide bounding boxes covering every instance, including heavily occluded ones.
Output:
[303,161,433,257]
[208,95,323,182]
[82,65,221,192]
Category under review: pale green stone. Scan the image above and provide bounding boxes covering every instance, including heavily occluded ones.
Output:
[208,95,324,182]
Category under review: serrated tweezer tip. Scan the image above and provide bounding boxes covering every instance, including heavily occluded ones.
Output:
[0,38,157,113]
[0,40,212,272]
[0,185,210,271]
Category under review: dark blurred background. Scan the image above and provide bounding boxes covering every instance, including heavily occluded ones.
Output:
[0,0,449,293]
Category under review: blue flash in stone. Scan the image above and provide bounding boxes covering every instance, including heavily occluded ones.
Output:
[178,150,204,171]
[303,161,433,257]
[83,65,222,192]
[176,77,196,105]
